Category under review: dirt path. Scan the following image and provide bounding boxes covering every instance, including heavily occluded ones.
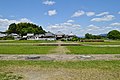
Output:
[49,41,70,54]
[49,46,70,54]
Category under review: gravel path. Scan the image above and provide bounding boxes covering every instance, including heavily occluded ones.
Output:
[89,45,120,47]
[0,54,120,61]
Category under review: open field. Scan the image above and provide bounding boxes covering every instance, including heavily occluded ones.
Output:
[0,60,120,80]
[0,40,56,43]
[0,45,56,54]
[80,40,120,45]
[0,45,120,54]
[67,46,120,54]
[0,41,120,80]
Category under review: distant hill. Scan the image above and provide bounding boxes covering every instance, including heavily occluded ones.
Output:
[99,34,107,37]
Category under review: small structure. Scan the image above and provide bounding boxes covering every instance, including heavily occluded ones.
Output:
[27,32,56,41]
[67,32,76,39]
[0,31,77,41]
[0,33,6,38]
[10,33,21,40]
[45,32,55,37]
[22,36,27,40]
[44,32,56,40]
[56,31,65,40]
[27,33,35,40]
[35,34,44,40]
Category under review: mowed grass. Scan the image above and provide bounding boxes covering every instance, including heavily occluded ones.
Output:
[0,60,119,69]
[67,46,120,54]
[80,40,120,45]
[0,45,56,54]
[0,60,120,80]
[0,40,56,43]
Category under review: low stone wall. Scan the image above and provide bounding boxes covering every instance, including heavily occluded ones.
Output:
[80,39,104,42]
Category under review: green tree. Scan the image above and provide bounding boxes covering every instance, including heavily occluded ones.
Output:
[85,33,93,39]
[93,35,102,39]
[107,30,120,40]
[6,22,46,36]
[7,23,17,34]
[72,36,79,41]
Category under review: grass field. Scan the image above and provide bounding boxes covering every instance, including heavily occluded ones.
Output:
[0,60,120,70]
[0,40,120,80]
[80,40,120,45]
[0,60,120,80]
[0,40,56,43]
[0,45,56,54]
[0,45,120,54]
[67,46,120,54]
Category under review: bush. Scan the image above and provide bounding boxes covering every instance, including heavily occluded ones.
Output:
[2,36,14,40]
[80,39,104,42]
[61,39,66,41]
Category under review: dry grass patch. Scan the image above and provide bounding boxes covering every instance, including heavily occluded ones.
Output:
[0,60,120,80]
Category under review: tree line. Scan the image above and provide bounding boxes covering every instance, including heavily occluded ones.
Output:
[85,30,120,40]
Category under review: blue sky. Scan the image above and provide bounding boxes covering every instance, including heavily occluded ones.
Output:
[0,0,120,36]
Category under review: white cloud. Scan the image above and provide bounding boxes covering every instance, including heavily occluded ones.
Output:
[46,21,81,35]
[86,12,95,16]
[63,22,73,26]
[72,10,85,17]
[47,22,120,36]
[81,25,109,35]
[87,24,100,31]
[111,22,120,26]
[43,0,55,5]
[47,24,63,30]
[91,15,115,22]
[72,10,95,17]
[0,18,32,31]
[19,18,31,22]
[67,20,74,23]
[48,10,57,16]
[106,27,112,29]
[96,12,109,16]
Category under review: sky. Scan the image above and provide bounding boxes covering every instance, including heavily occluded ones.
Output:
[0,0,120,36]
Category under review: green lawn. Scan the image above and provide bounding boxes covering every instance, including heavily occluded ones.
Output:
[0,60,119,69]
[67,46,120,54]
[0,45,56,54]
[0,40,56,43]
[80,40,120,45]
[0,60,120,80]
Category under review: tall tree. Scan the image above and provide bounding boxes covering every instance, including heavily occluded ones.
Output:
[107,30,120,40]
[7,23,17,34]
[7,22,46,36]
[85,33,93,39]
